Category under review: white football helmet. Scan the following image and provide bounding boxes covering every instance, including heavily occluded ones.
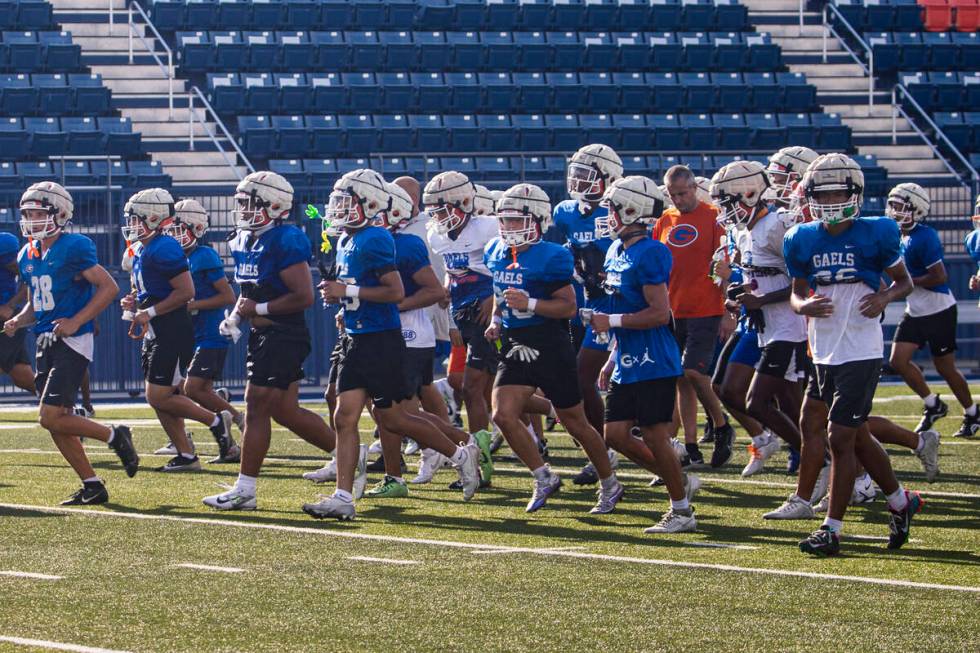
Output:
[709,161,770,229]
[885,182,930,229]
[375,181,414,232]
[694,176,713,204]
[766,146,819,205]
[122,188,175,242]
[166,199,209,249]
[567,143,624,206]
[327,168,390,233]
[597,176,666,239]
[234,170,294,231]
[473,184,495,217]
[802,153,864,225]
[973,193,980,230]
[423,170,475,234]
[19,181,73,240]
[496,183,552,248]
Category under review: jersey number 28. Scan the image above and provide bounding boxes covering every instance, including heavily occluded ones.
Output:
[31,275,54,311]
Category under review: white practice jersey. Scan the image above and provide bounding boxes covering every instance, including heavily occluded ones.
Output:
[426,215,497,310]
[402,212,450,341]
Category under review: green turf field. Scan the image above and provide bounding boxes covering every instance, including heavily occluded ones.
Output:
[1,383,978,652]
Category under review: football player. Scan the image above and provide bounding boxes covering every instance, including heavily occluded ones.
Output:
[204,171,337,511]
[120,188,236,472]
[0,223,33,395]
[783,153,921,556]
[5,182,138,504]
[483,183,622,513]
[304,169,479,521]
[885,183,978,438]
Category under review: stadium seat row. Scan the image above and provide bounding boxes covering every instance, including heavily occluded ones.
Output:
[933,111,980,152]
[0,1,54,30]
[0,116,142,158]
[207,70,817,115]
[831,0,924,32]
[0,73,111,116]
[867,31,980,72]
[235,112,852,158]
[0,159,170,190]
[151,0,750,33]
[175,29,780,72]
[0,31,82,73]
[900,70,980,111]
[916,0,980,33]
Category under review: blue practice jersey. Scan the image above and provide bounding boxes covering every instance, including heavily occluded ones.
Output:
[18,233,98,336]
[552,200,612,321]
[336,225,401,334]
[188,245,228,349]
[484,238,575,330]
[230,224,312,326]
[132,234,188,305]
[901,224,950,295]
[0,231,20,305]
[965,229,980,266]
[603,238,682,383]
[393,231,429,298]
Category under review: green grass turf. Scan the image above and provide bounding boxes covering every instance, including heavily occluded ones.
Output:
[0,382,978,652]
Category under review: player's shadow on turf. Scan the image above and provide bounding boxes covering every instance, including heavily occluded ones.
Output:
[0,506,65,518]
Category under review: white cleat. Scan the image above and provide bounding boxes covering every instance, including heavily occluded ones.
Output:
[202,485,256,511]
[850,473,877,505]
[684,473,701,502]
[232,412,245,432]
[353,444,369,500]
[812,463,831,504]
[590,480,624,514]
[404,439,420,456]
[368,439,383,455]
[608,448,619,470]
[763,494,815,520]
[741,436,781,477]
[154,432,195,456]
[813,492,830,513]
[644,508,697,534]
[670,437,686,461]
[303,458,337,483]
[302,494,355,521]
[410,448,449,484]
[915,429,940,482]
[456,443,481,501]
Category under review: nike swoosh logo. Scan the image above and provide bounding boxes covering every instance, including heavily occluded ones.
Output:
[200,367,210,372]
[81,493,101,504]
[853,414,863,420]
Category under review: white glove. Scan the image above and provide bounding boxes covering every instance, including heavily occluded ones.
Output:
[36,331,58,350]
[122,310,135,321]
[507,343,540,363]
[219,309,242,343]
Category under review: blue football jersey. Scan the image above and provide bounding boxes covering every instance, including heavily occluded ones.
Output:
[132,234,189,304]
[901,223,950,295]
[336,225,401,334]
[188,245,228,349]
[484,238,575,329]
[230,224,313,325]
[0,231,20,305]
[964,229,980,266]
[552,200,613,322]
[603,238,682,383]
[393,231,430,299]
[18,233,98,336]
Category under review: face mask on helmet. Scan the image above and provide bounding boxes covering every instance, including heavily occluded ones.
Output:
[327,188,384,232]
[973,202,980,231]
[427,203,468,234]
[19,205,58,240]
[121,211,152,242]
[596,200,639,240]
[886,198,916,229]
[234,192,274,231]
[807,190,860,225]
[764,163,801,205]
[164,221,196,249]
[567,162,604,201]
[713,193,753,230]
[497,212,541,248]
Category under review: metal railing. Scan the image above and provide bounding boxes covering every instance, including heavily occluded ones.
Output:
[822,1,875,107]
[188,86,255,180]
[127,0,174,118]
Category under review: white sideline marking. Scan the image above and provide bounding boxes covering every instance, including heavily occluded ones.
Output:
[472,546,585,555]
[175,563,243,573]
[684,542,758,551]
[347,556,419,565]
[0,503,977,595]
[845,535,922,543]
[0,570,61,580]
[0,635,131,653]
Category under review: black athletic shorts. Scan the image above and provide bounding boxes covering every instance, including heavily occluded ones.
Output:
[0,328,29,373]
[711,331,740,387]
[404,346,435,398]
[336,328,410,409]
[605,376,678,427]
[893,304,957,357]
[569,321,586,353]
[246,322,311,390]
[35,339,88,408]
[757,340,808,382]
[454,303,499,373]
[674,315,721,375]
[327,335,347,386]
[187,347,228,381]
[141,308,194,387]
[495,322,581,409]
[809,358,882,427]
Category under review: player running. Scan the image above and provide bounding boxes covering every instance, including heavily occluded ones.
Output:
[203,171,337,511]
[783,153,922,556]
[0,226,35,396]
[5,182,138,504]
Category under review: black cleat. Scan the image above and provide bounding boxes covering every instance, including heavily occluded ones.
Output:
[157,454,202,472]
[215,387,231,403]
[61,482,108,506]
[572,462,599,486]
[366,454,407,473]
[952,411,980,438]
[683,443,706,469]
[108,424,139,478]
[915,397,948,433]
[699,414,716,444]
[799,526,840,557]
[887,491,923,549]
[538,437,550,462]
[710,421,734,468]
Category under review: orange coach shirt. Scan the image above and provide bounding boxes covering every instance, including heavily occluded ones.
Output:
[650,201,725,319]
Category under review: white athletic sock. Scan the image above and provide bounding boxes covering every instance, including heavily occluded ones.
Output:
[532,465,550,482]
[886,486,909,512]
[966,404,979,418]
[180,452,196,460]
[83,476,100,484]
[391,476,405,485]
[450,446,467,465]
[924,393,938,409]
[670,497,690,512]
[524,421,540,445]
[234,473,257,496]
[210,414,221,428]
[822,518,843,533]
[332,489,354,503]
[791,493,810,505]
[599,474,618,491]
[914,434,925,452]
[106,427,116,444]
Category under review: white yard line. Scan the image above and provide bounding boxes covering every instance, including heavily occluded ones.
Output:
[174,563,243,573]
[0,635,132,653]
[0,502,977,595]
[347,556,420,565]
[0,570,61,580]
[684,542,758,550]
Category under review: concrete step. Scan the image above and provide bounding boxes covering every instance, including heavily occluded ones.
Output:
[742,0,806,10]
[760,23,827,38]
[808,76,874,91]
[783,52,857,65]
[747,12,823,26]
[61,22,145,37]
[89,64,168,80]
[859,144,935,159]
[821,103,895,118]
[791,62,866,78]
[122,107,195,122]
[72,35,157,52]
[153,151,235,167]
[874,158,950,175]
[841,116,914,133]
[773,37,840,52]
[133,122,218,138]
[50,0,125,9]
[104,78,186,94]
[165,165,246,183]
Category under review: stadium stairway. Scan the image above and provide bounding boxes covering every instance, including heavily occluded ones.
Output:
[48,0,246,187]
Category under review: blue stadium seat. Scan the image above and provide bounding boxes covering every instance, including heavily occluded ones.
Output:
[966,112,980,151]
[58,160,91,186]
[519,154,548,181]
[547,113,580,151]
[417,0,454,31]
[476,155,514,182]
[39,31,79,71]
[405,155,439,179]
[286,1,321,29]
[250,0,284,28]
[63,116,101,155]
[311,31,347,69]
[616,72,648,112]
[151,2,187,31]
[441,155,476,173]
[811,112,851,150]
[484,31,518,69]
[778,72,815,112]
[581,72,615,111]
[545,31,581,71]
[514,72,549,112]
[387,0,417,28]
[935,112,970,150]
[349,31,382,71]
[621,154,648,176]
[478,113,514,150]
[714,72,748,113]
[580,113,617,147]
[352,0,387,30]
[377,156,408,177]
[17,1,54,30]
[410,113,444,151]
[278,31,311,70]
[445,114,479,150]
[896,32,927,71]
[745,72,778,112]
[0,72,31,115]
[177,31,212,71]
[544,155,567,181]
[582,31,615,69]
[455,0,488,30]
[270,159,309,187]
[613,113,651,149]
[614,31,648,69]
[90,159,130,187]
[965,73,980,109]
[650,2,682,31]
[584,0,618,30]
[715,0,748,31]
[345,72,381,111]
[378,72,413,112]
[378,113,413,151]
[380,30,415,69]
[311,73,344,111]
[185,0,219,29]
[417,31,451,71]
[238,115,275,154]
[519,1,552,30]
[680,31,713,70]
[713,113,750,149]
[446,71,481,112]
[130,160,170,188]
[547,72,581,112]
[480,72,515,112]
[679,72,714,113]
[305,156,339,186]
[0,160,19,188]
[711,32,746,72]
[680,113,716,150]
[25,116,65,156]
[684,0,716,31]
[244,73,277,113]
[550,0,586,30]
[99,116,141,156]
[954,32,980,69]
[924,32,957,70]
[512,113,546,150]
[272,115,308,156]
[514,30,550,69]
[648,32,683,70]
[18,160,55,185]
[649,113,683,150]
[746,112,787,149]
[646,72,683,113]
[209,72,243,113]
[745,32,780,70]
[866,32,899,73]
[0,117,25,157]
[35,73,71,115]
[276,72,310,113]
[4,30,41,71]
[931,72,963,111]
[777,112,814,148]
[217,1,251,29]
[339,113,377,153]
[214,31,247,71]
[413,72,450,113]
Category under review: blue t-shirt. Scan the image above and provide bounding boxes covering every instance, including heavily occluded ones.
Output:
[132,234,189,304]
[393,231,429,299]
[188,245,228,349]
[552,200,613,321]
[901,223,950,295]
[336,225,401,334]
[784,216,902,292]
[484,238,575,329]
[0,231,20,305]
[603,238,682,383]
[18,233,98,336]
[230,224,312,325]
[965,229,980,266]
